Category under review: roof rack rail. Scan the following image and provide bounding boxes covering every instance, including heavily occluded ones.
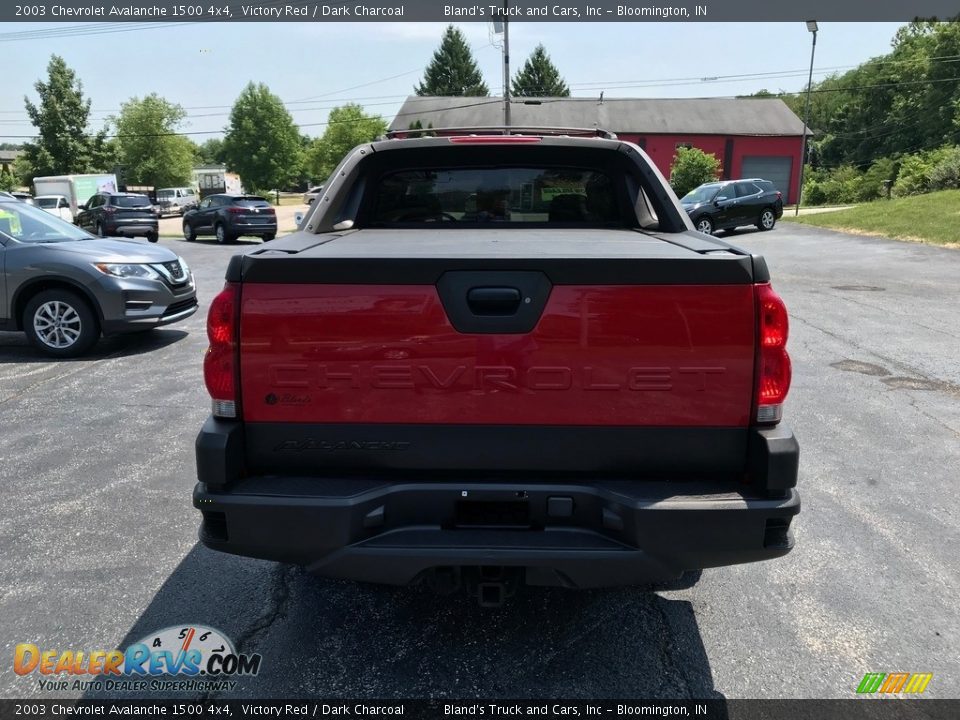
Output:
[384,126,618,140]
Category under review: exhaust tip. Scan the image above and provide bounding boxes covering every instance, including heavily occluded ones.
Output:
[763,518,791,549]
[200,510,229,543]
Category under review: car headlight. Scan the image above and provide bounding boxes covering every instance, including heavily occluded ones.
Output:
[93,263,161,280]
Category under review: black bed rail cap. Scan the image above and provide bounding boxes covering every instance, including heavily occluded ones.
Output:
[383,125,618,140]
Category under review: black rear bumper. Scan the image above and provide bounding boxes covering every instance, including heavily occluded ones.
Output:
[193,421,800,588]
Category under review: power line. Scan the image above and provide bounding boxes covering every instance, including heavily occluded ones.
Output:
[3,68,959,140]
[0,98,505,140]
[814,126,960,171]
[5,52,960,118]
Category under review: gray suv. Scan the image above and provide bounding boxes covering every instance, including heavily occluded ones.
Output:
[0,195,198,357]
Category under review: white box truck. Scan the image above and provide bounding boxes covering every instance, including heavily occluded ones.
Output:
[32,174,118,217]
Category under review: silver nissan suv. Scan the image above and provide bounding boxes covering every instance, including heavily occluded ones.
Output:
[0,194,198,357]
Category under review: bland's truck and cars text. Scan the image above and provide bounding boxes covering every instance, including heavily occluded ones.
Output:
[193,131,799,604]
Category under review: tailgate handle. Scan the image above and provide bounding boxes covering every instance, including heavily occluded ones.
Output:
[466,287,522,316]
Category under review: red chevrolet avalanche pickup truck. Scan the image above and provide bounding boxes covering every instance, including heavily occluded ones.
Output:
[193,130,799,604]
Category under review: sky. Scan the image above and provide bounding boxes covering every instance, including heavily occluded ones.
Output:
[0,21,907,142]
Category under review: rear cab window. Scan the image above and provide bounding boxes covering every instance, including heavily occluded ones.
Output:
[231,196,271,208]
[367,167,625,226]
[112,195,152,208]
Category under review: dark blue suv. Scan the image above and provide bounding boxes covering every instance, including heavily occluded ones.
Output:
[182,194,277,244]
[681,179,784,235]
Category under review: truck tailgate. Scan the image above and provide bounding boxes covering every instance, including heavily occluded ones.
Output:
[237,229,756,429]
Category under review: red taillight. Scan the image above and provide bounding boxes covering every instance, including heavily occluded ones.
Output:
[448,136,542,144]
[264,207,276,215]
[103,206,117,214]
[776,191,782,200]
[754,283,792,424]
[204,283,239,418]
[227,206,245,214]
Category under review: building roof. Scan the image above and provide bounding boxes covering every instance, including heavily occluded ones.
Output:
[390,96,807,137]
[0,149,24,163]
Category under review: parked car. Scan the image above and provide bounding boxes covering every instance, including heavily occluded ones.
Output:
[681,179,783,235]
[156,187,199,217]
[303,185,324,204]
[0,194,197,357]
[34,194,74,224]
[194,131,799,604]
[181,194,277,244]
[75,192,159,243]
[10,191,34,204]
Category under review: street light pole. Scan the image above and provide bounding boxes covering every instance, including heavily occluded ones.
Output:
[795,21,818,216]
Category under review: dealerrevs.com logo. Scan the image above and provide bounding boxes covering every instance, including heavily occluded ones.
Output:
[14,625,261,693]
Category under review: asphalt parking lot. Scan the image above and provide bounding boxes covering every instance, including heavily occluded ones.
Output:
[1,225,958,699]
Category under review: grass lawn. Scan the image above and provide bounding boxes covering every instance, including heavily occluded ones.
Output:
[260,193,305,207]
[785,189,960,247]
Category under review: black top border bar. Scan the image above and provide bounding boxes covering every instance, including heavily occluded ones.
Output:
[2,0,960,23]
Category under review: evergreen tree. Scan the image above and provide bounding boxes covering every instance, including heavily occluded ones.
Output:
[415,26,488,96]
[407,120,436,138]
[511,44,570,97]
[22,55,108,176]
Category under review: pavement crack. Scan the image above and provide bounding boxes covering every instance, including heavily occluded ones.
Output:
[0,350,127,407]
[794,313,958,394]
[201,563,296,701]
[905,394,960,438]
[235,563,296,653]
[649,596,692,699]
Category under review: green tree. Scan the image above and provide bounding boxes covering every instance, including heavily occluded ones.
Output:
[222,83,303,193]
[792,22,960,171]
[113,94,194,187]
[306,104,387,180]
[0,166,15,192]
[195,137,225,165]
[415,25,488,96]
[511,44,569,97]
[669,147,721,197]
[11,155,35,188]
[22,55,108,177]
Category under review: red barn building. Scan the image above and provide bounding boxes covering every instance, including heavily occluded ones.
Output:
[390,96,807,204]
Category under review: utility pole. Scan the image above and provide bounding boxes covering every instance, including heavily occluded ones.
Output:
[795,21,818,216]
[502,2,511,131]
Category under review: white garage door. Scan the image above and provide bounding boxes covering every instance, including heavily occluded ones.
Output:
[741,156,793,199]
